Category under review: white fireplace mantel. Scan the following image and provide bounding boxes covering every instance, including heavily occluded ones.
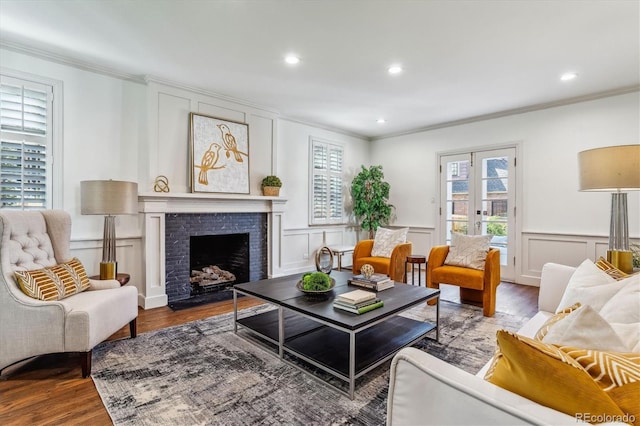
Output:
[137,192,287,309]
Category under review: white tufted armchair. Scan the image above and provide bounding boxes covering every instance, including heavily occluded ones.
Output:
[0,210,138,377]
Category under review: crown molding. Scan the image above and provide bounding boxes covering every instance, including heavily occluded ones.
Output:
[278,116,370,140]
[372,85,640,141]
[0,40,146,84]
[143,75,280,116]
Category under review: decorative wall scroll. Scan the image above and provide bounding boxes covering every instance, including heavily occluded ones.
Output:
[189,113,249,194]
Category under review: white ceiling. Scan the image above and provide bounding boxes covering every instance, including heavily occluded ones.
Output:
[1,0,638,139]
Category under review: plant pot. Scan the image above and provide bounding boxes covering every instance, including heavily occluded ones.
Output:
[262,186,280,196]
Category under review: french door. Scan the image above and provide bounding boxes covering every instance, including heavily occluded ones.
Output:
[439,147,516,281]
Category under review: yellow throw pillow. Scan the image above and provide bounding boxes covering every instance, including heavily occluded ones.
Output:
[563,347,640,425]
[15,258,91,301]
[534,302,582,340]
[485,330,626,422]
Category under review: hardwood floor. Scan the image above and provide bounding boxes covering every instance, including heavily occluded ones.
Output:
[0,282,537,425]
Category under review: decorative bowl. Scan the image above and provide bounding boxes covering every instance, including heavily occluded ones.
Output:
[296,277,336,298]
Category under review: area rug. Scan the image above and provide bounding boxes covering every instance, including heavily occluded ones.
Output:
[92,301,530,426]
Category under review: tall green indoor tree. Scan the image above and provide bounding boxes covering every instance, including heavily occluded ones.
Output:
[350,165,394,239]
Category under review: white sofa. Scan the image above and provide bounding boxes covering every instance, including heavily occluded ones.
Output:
[387,262,595,425]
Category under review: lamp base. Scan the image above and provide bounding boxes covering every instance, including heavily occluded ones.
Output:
[607,250,633,275]
[100,261,117,280]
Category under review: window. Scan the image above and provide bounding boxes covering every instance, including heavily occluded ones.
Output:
[0,74,54,210]
[309,137,344,225]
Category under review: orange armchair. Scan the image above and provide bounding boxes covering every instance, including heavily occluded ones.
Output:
[352,239,412,283]
[426,246,501,317]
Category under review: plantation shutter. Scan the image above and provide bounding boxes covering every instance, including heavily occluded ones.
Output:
[310,138,344,225]
[0,76,52,210]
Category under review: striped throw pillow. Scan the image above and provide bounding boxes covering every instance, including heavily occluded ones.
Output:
[15,258,91,301]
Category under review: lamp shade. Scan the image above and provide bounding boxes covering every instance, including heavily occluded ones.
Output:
[578,145,640,191]
[81,180,138,215]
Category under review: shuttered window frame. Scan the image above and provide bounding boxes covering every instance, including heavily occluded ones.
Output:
[309,137,345,225]
[0,69,62,210]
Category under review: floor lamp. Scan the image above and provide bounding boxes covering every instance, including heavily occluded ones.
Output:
[81,180,138,279]
[579,144,640,273]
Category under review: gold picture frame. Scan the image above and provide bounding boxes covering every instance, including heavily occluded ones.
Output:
[189,112,250,194]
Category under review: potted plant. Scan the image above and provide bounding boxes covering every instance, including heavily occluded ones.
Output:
[261,175,282,196]
[350,165,394,238]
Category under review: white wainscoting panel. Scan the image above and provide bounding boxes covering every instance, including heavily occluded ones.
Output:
[520,232,615,286]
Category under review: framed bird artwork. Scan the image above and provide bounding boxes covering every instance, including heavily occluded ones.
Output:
[189,112,250,194]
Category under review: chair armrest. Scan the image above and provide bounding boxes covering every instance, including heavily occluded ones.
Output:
[428,245,449,269]
[389,242,412,282]
[88,279,121,290]
[538,263,576,313]
[387,347,583,425]
[352,240,374,274]
[484,248,501,289]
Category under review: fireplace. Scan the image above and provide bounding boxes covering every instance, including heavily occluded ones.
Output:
[190,233,249,294]
[165,213,267,302]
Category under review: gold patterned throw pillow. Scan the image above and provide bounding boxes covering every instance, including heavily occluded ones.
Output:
[485,330,637,424]
[564,347,640,424]
[595,256,630,280]
[15,258,91,301]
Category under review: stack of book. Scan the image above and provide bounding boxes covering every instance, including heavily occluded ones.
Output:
[333,289,384,314]
[348,273,395,291]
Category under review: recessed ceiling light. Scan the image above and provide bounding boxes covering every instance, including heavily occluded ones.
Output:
[388,65,403,75]
[285,55,300,65]
[560,72,578,81]
[377,118,386,124]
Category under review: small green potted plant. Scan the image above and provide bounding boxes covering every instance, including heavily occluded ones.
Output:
[261,175,282,196]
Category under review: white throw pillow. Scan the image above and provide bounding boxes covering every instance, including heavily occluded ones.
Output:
[541,305,629,352]
[599,274,640,324]
[370,227,408,258]
[598,274,640,352]
[443,233,492,270]
[555,259,625,313]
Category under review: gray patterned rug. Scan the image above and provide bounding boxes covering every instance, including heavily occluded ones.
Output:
[92,300,529,425]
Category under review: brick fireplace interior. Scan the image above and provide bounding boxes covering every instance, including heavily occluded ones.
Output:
[165,213,268,303]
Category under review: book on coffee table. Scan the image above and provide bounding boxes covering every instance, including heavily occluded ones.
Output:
[333,299,384,314]
[336,289,376,304]
[348,274,395,291]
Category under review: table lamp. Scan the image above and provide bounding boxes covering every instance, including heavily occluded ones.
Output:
[81,180,138,279]
[578,144,640,273]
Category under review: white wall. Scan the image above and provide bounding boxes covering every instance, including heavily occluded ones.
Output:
[0,47,371,289]
[371,92,640,282]
[1,48,145,286]
[3,46,638,291]
[277,119,370,272]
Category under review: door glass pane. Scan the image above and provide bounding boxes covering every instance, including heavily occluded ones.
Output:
[481,155,509,265]
[445,159,470,243]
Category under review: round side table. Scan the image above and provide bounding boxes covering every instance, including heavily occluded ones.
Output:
[405,255,427,286]
[89,273,130,286]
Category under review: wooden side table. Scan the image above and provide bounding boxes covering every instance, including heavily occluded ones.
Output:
[405,255,427,285]
[329,245,355,271]
[89,273,130,286]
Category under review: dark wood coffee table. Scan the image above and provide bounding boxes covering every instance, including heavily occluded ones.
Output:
[233,271,439,399]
